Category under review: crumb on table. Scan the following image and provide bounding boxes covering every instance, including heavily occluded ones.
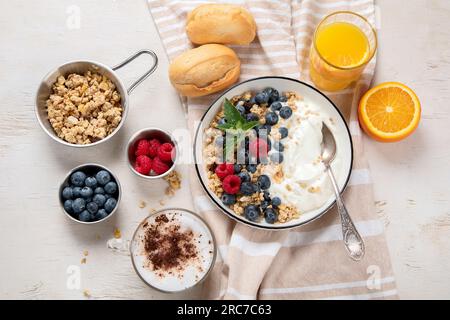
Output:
[113,227,121,239]
[163,170,181,196]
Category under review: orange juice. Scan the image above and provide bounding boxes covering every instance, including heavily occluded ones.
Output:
[309,12,377,91]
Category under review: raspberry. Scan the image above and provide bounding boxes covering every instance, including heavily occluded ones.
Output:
[135,155,152,175]
[222,175,241,194]
[135,139,150,157]
[249,138,268,159]
[153,157,170,175]
[157,143,174,163]
[215,163,234,180]
[148,139,161,158]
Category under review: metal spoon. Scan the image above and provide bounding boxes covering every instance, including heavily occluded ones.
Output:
[321,122,365,261]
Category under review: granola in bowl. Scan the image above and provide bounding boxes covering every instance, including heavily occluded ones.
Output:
[201,86,349,226]
[46,71,123,145]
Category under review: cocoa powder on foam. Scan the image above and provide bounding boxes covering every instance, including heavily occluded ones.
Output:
[141,213,200,276]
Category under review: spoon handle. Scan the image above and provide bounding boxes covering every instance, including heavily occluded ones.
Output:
[326,165,365,261]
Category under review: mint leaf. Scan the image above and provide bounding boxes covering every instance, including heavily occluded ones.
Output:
[223,98,245,125]
[241,121,259,131]
[216,123,234,130]
[216,98,261,160]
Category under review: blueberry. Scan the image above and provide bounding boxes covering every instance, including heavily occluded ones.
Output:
[262,87,274,96]
[95,170,111,186]
[264,208,278,224]
[104,198,117,213]
[257,124,271,135]
[278,127,288,139]
[279,106,293,119]
[80,186,93,199]
[72,186,82,198]
[274,141,284,152]
[260,200,270,210]
[105,194,112,199]
[72,198,86,214]
[244,136,250,148]
[265,112,279,125]
[94,209,108,221]
[86,202,99,214]
[64,200,73,214]
[267,138,272,151]
[85,176,97,188]
[237,171,251,183]
[233,164,242,173]
[93,194,107,207]
[244,205,260,222]
[259,156,269,165]
[215,135,224,147]
[236,149,248,164]
[246,164,257,173]
[236,105,246,115]
[244,103,253,112]
[104,182,118,195]
[94,187,105,194]
[270,101,283,111]
[245,113,259,122]
[268,89,280,103]
[249,96,256,105]
[218,118,227,125]
[255,92,269,104]
[240,182,256,195]
[257,175,271,190]
[270,153,284,163]
[70,171,87,187]
[221,193,236,206]
[278,95,288,102]
[263,191,271,201]
[79,210,91,222]
[263,87,279,103]
[271,196,281,207]
[62,187,73,200]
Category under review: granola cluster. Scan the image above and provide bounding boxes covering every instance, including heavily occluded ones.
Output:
[46,71,123,144]
[164,170,182,196]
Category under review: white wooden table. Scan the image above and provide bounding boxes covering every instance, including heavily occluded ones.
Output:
[0,0,448,299]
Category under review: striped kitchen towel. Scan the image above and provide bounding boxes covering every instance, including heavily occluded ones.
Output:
[147,0,398,300]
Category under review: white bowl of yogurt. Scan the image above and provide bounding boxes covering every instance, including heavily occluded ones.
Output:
[130,208,216,293]
[194,77,353,230]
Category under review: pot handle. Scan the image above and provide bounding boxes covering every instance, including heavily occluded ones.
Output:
[112,50,158,94]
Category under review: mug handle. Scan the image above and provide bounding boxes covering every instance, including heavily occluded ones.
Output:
[112,50,158,94]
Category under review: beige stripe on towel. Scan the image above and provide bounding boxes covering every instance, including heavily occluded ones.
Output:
[148,0,397,300]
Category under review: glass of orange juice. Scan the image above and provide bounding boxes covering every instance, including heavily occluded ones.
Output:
[309,11,377,92]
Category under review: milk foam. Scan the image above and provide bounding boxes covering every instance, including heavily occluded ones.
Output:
[131,211,215,292]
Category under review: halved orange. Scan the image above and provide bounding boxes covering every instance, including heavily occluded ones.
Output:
[358,82,421,142]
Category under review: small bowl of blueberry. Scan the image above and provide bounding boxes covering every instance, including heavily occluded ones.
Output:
[59,163,121,224]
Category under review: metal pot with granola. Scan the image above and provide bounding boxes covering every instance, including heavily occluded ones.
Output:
[195,77,353,229]
[35,50,158,147]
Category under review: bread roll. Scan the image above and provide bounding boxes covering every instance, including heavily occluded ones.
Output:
[169,44,241,97]
[186,4,256,45]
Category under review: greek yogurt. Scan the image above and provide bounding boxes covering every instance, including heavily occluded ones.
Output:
[265,99,346,213]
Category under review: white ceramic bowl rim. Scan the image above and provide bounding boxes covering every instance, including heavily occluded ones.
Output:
[193,76,354,230]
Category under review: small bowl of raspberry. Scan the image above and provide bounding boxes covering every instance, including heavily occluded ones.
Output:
[126,128,178,179]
